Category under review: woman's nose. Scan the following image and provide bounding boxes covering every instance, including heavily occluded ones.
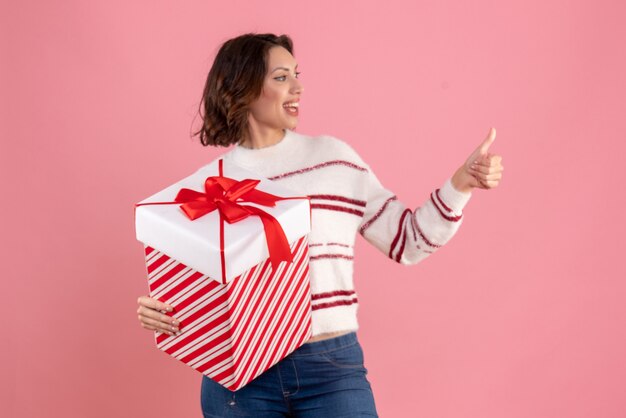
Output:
[291,78,304,94]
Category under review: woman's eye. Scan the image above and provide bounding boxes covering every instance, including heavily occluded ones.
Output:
[274,72,300,81]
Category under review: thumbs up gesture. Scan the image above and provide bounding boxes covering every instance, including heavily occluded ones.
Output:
[451,128,504,193]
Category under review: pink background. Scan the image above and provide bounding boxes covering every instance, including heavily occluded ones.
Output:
[3,0,625,417]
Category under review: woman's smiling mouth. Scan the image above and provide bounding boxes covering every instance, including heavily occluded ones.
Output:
[283,101,299,116]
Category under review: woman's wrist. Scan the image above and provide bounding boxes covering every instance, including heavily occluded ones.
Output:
[451,165,473,194]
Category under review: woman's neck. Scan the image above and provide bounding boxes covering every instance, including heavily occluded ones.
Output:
[239,124,286,149]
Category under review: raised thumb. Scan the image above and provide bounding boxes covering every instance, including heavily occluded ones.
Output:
[478,127,496,155]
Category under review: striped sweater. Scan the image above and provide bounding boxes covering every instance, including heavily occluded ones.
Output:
[218,128,472,337]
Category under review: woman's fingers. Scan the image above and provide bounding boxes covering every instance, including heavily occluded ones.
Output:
[137,295,173,313]
[138,314,180,336]
[470,156,503,173]
[140,321,177,337]
[140,322,157,331]
[137,304,179,325]
[468,163,503,177]
[137,309,180,336]
[470,171,502,181]
[468,156,502,188]
[469,160,503,189]
[137,304,180,327]
[473,175,501,189]
[470,164,502,174]
[483,179,500,188]
[136,295,180,336]
[476,153,501,164]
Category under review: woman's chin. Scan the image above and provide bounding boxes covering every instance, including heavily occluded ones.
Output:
[286,118,299,129]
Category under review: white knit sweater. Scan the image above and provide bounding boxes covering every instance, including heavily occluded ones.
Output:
[218,128,472,337]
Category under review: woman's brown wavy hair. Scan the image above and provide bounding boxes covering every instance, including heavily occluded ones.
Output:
[192,33,294,147]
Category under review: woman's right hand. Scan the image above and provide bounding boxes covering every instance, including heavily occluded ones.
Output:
[451,127,503,192]
[136,295,181,337]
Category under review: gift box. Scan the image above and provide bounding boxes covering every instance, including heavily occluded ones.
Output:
[135,158,312,391]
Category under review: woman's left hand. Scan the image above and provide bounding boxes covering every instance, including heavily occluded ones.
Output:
[451,127,504,193]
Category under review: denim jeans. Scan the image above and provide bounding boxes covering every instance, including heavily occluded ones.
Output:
[200,332,379,417]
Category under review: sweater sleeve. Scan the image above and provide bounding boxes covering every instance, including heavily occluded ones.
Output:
[357,161,472,265]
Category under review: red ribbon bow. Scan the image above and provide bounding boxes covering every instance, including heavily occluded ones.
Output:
[175,174,293,267]
[136,160,300,283]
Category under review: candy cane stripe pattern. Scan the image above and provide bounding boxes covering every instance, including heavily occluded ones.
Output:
[144,235,312,391]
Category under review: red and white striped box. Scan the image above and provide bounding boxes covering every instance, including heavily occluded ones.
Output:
[135,159,312,391]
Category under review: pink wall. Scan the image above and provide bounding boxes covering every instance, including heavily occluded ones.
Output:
[3,0,625,417]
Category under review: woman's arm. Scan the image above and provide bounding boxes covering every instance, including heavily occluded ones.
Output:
[358,128,503,265]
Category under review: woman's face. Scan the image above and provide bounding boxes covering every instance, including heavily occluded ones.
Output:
[247,46,303,133]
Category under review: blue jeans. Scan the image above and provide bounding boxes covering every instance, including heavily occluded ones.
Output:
[200,332,379,417]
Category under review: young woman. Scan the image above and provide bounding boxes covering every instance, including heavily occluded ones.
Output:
[136,33,503,417]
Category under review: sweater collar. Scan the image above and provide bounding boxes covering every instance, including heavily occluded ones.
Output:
[231,129,296,167]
